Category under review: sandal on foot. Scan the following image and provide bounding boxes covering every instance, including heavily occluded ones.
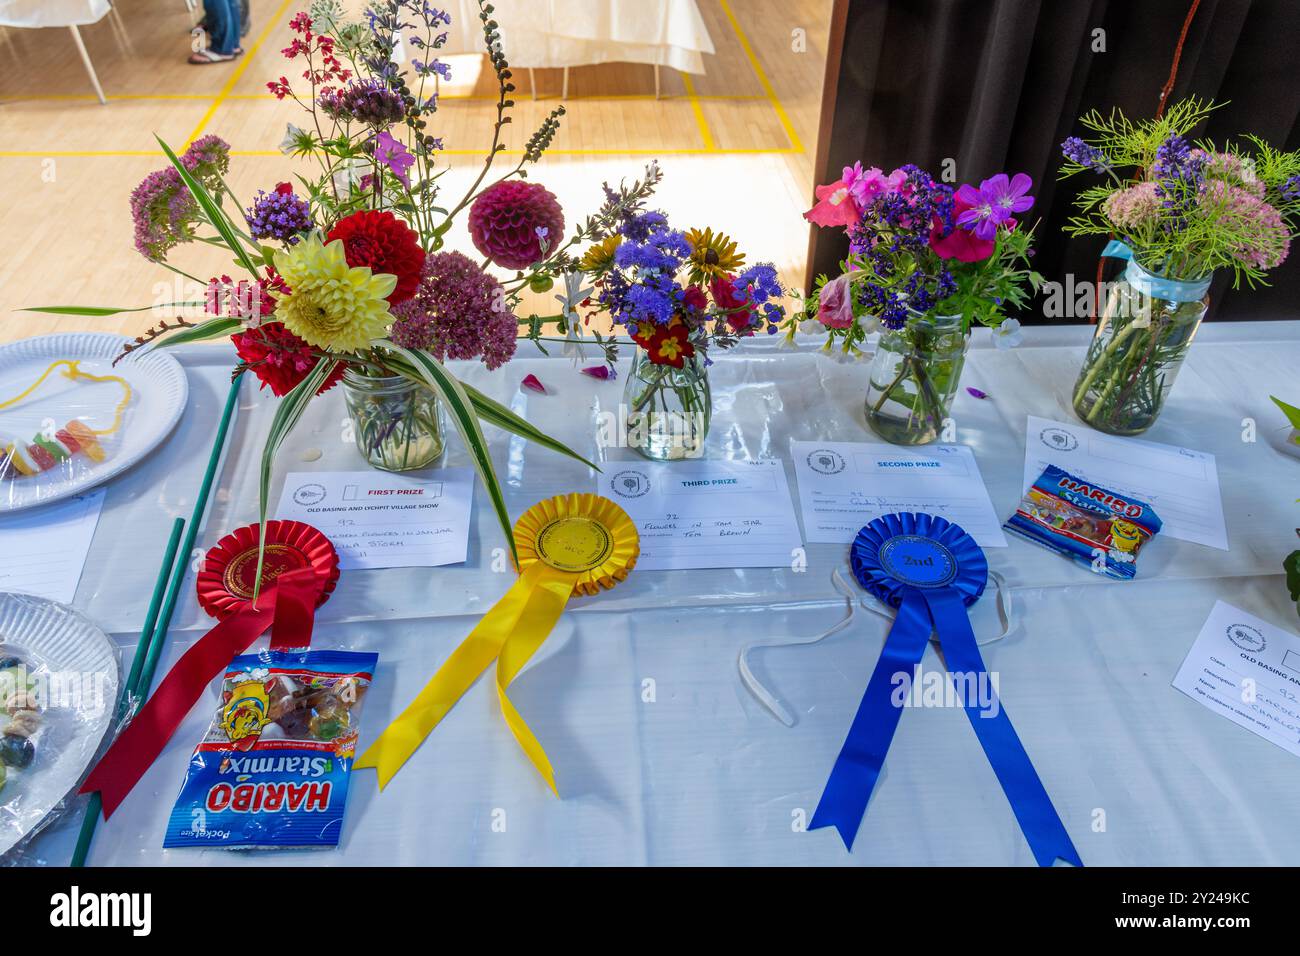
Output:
[188,49,237,64]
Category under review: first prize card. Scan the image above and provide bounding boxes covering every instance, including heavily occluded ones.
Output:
[276,469,474,571]
[597,458,802,571]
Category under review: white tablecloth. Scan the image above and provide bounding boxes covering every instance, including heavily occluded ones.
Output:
[19,321,1300,865]
[433,0,715,73]
[0,0,109,28]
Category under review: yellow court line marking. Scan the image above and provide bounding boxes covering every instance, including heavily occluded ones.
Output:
[1,92,772,104]
[0,151,159,157]
[679,73,717,151]
[0,148,800,158]
[183,0,295,147]
[718,0,805,154]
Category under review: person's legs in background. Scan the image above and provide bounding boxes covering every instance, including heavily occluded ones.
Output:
[197,0,240,58]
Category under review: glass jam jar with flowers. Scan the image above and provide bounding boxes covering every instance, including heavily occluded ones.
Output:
[794,163,1041,445]
[1059,98,1300,435]
[570,210,786,460]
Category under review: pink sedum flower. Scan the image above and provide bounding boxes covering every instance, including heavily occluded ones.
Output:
[1101,181,1162,231]
[389,252,519,369]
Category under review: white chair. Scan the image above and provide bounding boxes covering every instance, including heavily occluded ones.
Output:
[0,0,114,104]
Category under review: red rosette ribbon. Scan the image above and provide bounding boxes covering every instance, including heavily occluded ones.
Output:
[81,521,339,819]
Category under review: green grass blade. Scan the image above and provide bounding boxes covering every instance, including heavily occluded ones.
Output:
[155,135,261,278]
[21,301,206,316]
[460,381,599,472]
[372,341,518,565]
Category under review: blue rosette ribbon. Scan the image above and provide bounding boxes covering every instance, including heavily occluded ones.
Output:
[809,512,1082,867]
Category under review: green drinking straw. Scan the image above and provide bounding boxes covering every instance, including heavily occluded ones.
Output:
[70,372,244,866]
[70,517,184,867]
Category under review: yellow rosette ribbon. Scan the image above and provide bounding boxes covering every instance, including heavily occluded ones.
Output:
[356,493,638,794]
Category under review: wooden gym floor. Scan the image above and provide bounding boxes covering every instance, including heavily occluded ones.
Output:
[0,0,831,344]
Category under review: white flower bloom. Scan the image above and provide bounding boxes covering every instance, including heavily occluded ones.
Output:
[993,318,1023,350]
[332,157,368,194]
[555,271,594,324]
[776,337,800,352]
[799,319,824,334]
[279,123,309,156]
[855,313,880,334]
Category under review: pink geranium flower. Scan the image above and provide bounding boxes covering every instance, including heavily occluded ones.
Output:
[373,130,415,187]
[929,193,996,263]
[844,163,904,206]
[955,173,1034,240]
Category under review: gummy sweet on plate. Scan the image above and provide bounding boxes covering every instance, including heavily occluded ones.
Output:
[0,359,131,482]
[0,649,45,797]
[0,421,107,480]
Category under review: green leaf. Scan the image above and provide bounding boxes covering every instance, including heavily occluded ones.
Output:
[1271,396,1300,435]
[151,317,244,349]
[155,135,261,278]
[459,381,599,472]
[1285,550,1300,604]
[372,341,518,565]
[21,302,205,316]
[252,357,340,599]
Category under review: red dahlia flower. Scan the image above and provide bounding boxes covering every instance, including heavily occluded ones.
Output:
[468,180,565,271]
[326,210,426,303]
[231,321,346,397]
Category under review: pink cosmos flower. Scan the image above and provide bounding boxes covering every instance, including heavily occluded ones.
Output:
[816,275,856,329]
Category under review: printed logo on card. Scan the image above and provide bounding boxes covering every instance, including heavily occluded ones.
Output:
[292,483,328,507]
[1039,427,1079,452]
[611,470,651,498]
[806,449,846,475]
[1227,623,1266,653]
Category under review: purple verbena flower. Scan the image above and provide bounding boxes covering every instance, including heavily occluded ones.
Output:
[245,183,313,243]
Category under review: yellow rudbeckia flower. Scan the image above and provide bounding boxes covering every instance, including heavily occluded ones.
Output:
[272,233,397,353]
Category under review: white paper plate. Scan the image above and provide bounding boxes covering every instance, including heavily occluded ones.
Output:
[0,592,119,857]
[0,333,188,512]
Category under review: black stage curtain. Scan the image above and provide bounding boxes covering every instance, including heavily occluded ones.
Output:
[809,0,1300,322]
